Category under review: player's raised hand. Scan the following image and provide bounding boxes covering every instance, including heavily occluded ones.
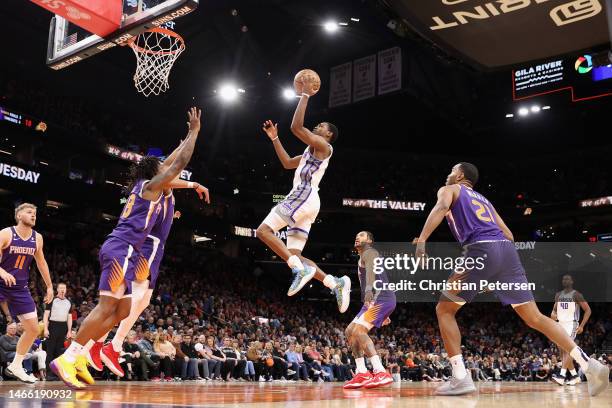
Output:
[262,120,279,140]
[44,286,54,304]
[0,269,16,287]
[302,79,318,96]
[195,184,210,203]
[187,107,202,133]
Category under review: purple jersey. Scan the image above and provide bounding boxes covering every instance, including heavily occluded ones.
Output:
[358,247,395,302]
[0,227,37,285]
[446,185,506,246]
[150,190,175,244]
[108,179,163,251]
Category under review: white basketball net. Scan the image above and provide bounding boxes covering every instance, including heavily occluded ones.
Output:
[129,28,185,97]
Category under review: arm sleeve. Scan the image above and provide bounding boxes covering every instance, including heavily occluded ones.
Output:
[362,248,380,298]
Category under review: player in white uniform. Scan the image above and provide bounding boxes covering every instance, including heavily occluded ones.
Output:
[551,274,591,386]
[256,79,351,313]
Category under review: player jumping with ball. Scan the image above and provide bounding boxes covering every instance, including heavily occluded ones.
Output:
[256,71,351,313]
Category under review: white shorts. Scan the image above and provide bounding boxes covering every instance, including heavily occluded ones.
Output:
[261,194,320,251]
[559,321,578,339]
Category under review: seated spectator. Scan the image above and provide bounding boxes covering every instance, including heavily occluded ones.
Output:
[153,332,176,381]
[204,336,224,380]
[171,334,187,381]
[286,343,307,381]
[180,334,201,380]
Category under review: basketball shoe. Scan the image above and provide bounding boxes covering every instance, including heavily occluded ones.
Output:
[86,341,103,371]
[343,372,373,389]
[287,265,316,296]
[333,276,351,313]
[363,371,394,388]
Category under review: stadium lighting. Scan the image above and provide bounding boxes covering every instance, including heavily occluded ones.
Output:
[518,108,529,116]
[506,113,514,118]
[323,20,339,33]
[531,105,541,113]
[351,17,360,22]
[283,88,297,100]
[339,22,349,26]
[218,84,240,102]
[542,106,551,110]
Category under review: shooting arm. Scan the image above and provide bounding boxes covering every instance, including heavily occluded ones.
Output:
[290,95,329,152]
[417,186,455,242]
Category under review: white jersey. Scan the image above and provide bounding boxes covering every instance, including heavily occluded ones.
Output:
[556,290,580,323]
[289,145,333,194]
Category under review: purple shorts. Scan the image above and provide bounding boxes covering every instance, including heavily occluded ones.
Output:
[125,240,163,290]
[98,237,135,295]
[451,240,534,306]
[0,283,36,319]
[353,298,396,329]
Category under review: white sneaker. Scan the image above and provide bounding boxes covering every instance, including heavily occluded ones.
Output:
[6,364,36,384]
[259,375,266,382]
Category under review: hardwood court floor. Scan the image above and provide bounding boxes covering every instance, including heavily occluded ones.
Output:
[0,380,609,407]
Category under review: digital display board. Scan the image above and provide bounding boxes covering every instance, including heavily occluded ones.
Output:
[512,53,612,102]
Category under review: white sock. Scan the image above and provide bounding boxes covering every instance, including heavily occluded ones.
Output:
[569,347,589,371]
[11,353,24,367]
[111,337,123,352]
[287,255,304,270]
[355,357,367,374]
[449,354,467,380]
[64,342,84,363]
[81,339,95,355]
[560,368,567,377]
[569,369,577,376]
[98,333,108,343]
[371,355,385,373]
[323,275,337,289]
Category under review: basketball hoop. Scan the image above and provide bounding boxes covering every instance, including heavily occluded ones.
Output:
[127,27,185,97]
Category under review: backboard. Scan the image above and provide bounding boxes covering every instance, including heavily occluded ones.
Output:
[46,0,198,70]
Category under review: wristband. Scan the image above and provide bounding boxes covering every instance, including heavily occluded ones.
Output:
[301,93,310,98]
[188,182,194,189]
[271,136,279,142]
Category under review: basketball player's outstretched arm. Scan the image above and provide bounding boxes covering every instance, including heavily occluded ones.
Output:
[290,88,331,155]
[145,107,201,197]
[169,179,210,203]
[575,292,591,334]
[262,120,301,169]
[33,233,54,304]
[162,138,188,167]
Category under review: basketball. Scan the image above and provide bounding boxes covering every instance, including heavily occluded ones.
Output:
[266,357,274,367]
[294,69,321,96]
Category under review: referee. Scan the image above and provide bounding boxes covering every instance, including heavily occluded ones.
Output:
[43,283,72,375]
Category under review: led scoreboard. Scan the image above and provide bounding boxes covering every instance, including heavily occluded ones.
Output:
[512,52,612,102]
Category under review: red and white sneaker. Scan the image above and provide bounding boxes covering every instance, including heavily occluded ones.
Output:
[100,343,124,377]
[343,372,373,389]
[86,341,104,372]
[363,371,394,389]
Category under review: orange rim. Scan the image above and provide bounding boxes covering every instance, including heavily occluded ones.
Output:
[127,27,185,56]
